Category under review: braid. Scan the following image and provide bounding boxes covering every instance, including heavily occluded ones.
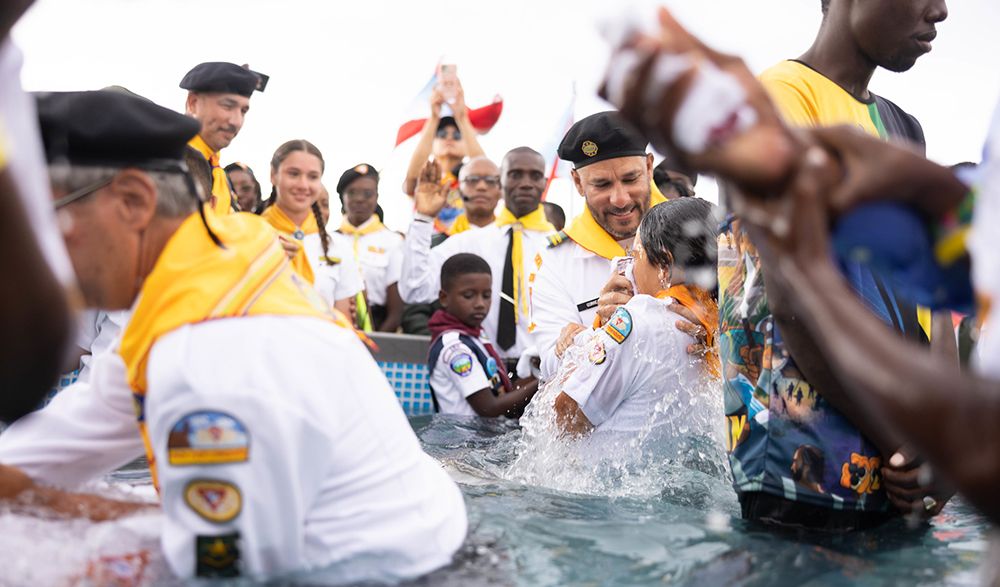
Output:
[262,186,277,209]
[312,200,331,261]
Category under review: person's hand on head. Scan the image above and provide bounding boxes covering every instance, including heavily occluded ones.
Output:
[555,323,588,358]
[596,274,634,325]
[414,159,447,217]
[670,302,711,357]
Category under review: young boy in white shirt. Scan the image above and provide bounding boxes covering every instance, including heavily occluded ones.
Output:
[427,253,538,417]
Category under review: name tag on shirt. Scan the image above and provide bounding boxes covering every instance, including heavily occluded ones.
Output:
[577,297,599,312]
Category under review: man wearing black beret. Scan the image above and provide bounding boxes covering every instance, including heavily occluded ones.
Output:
[0,90,467,582]
[529,111,666,379]
[180,61,267,215]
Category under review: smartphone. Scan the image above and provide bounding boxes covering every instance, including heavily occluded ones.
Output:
[437,63,459,105]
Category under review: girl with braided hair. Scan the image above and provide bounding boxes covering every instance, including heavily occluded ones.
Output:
[261,139,363,320]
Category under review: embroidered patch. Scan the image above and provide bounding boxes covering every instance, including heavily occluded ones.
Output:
[367,245,386,254]
[588,339,607,365]
[167,411,249,466]
[582,140,598,157]
[185,479,242,523]
[485,356,498,377]
[450,353,474,377]
[196,532,240,578]
[603,307,633,344]
[534,252,543,269]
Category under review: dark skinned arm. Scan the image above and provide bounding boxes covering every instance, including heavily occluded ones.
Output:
[377,282,405,333]
[747,152,991,521]
[0,169,73,422]
[466,377,539,418]
[553,392,594,436]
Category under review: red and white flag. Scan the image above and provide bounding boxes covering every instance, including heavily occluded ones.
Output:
[394,71,504,147]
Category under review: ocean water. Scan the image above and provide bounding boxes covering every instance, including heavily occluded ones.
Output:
[0,414,990,586]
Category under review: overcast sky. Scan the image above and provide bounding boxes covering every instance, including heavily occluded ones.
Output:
[13,0,1000,230]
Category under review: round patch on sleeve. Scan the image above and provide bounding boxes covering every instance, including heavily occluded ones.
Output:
[184,479,242,523]
[167,411,250,466]
[588,338,607,365]
[603,307,633,344]
[450,353,474,377]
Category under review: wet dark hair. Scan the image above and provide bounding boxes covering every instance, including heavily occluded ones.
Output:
[542,201,566,231]
[638,198,717,272]
[440,253,492,291]
[265,139,331,261]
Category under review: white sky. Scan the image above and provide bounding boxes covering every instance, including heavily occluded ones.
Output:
[13,0,1000,231]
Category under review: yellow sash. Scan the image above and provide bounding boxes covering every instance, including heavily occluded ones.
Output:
[339,216,386,332]
[119,213,350,489]
[447,213,472,235]
[495,206,556,322]
[188,135,234,216]
[655,286,719,378]
[261,204,318,285]
[564,183,668,260]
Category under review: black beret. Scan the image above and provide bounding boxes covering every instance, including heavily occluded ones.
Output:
[336,163,380,196]
[35,90,201,168]
[557,111,648,169]
[179,62,268,98]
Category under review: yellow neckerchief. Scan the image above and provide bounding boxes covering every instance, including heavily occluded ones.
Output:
[261,204,318,285]
[447,213,472,235]
[188,134,234,216]
[655,285,720,379]
[495,205,556,322]
[564,181,668,260]
[338,216,385,332]
[119,212,355,490]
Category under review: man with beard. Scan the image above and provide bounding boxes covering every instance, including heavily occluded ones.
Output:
[180,61,267,215]
[530,112,666,379]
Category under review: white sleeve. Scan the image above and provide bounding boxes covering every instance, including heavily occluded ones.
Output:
[332,254,364,300]
[399,218,462,303]
[0,349,144,489]
[530,252,584,380]
[562,327,637,427]
[385,244,403,287]
[148,375,313,578]
[439,342,492,399]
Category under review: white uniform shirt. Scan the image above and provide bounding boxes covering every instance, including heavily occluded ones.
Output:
[331,223,404,306]
[0,39,75,285]
[400,216,550,361]
[75,310,130,382]
[301,233,364,307]
[530,239,618,379]
[429,331,503,417]
[561,295,703,440]
[1,316,467,582]
[0,346,145,488]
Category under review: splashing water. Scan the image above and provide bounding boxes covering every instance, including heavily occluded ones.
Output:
[504,329,729,499]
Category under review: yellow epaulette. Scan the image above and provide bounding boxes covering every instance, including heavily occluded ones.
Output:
[547,230,569,249]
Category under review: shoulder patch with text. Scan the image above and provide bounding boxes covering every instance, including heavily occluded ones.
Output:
[167,411,249,466]
[603,307,633,344]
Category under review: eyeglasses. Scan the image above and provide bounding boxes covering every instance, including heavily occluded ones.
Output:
[53,176,115,209]
[436,128,461,141]
[461,175,500,187]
